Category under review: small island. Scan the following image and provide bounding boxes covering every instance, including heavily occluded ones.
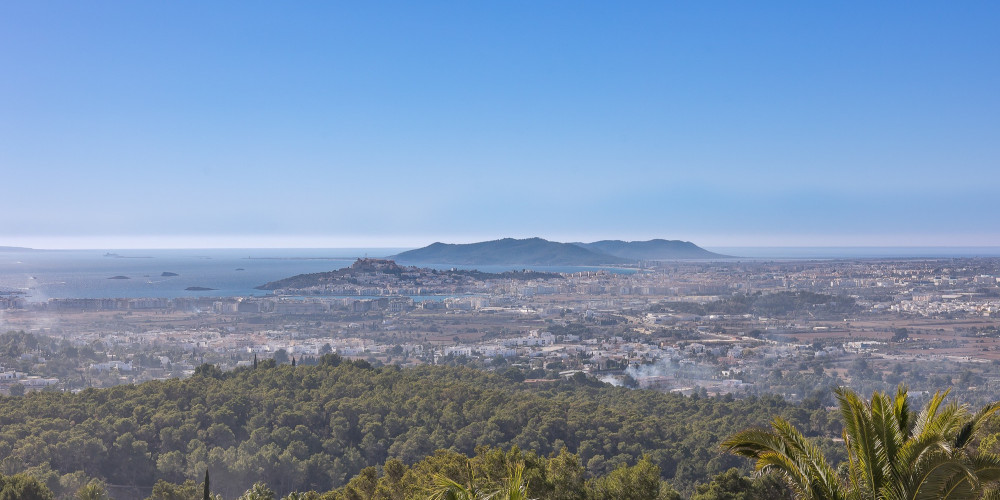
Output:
[161,272,179,277]
[185,286,216,291]
[107,276,130,280]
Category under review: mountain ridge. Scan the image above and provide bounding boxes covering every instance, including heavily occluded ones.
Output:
[392,237,630,266]
[391,237,726,266]
[576,239,730,260]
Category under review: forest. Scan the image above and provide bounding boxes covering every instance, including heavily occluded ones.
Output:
[0,354,841,498]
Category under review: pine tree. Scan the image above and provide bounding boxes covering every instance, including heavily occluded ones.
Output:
[203,470,210,500]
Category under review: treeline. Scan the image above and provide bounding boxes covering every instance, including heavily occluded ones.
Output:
[652,291,857,317]
[311,445,792,500]
[0,356,833,497]
[151,446,685,499]
[0,447,792,500]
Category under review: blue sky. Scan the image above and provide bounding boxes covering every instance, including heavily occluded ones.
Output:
[2,2,998,249]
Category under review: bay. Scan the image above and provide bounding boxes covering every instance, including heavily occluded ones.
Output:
[0,249,396,302]
[0,248,633,302]
[5,246,994,302]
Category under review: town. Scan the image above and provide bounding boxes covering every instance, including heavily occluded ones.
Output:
[2,257,999,404]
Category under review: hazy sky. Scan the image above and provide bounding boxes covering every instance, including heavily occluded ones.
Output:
[2,2,998,249]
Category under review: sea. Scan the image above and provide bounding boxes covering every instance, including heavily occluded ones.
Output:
[2,247,999,303]
[0,249,388,303]
[0,248,633,303]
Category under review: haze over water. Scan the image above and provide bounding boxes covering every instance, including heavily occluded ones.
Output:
[0,249,380,302]
[3,246,999,302]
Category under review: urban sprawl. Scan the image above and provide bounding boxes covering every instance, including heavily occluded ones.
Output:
[2,258,1000,404]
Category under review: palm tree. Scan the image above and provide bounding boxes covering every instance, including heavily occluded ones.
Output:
[491,463,533,500]
[429,461,489,500]
[429,462,535,500]
[722,385,1000,499]
[428,474,485,500]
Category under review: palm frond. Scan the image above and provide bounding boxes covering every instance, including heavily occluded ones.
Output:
[428,473,478,500]
[912,390,950,437]
[727,386,1000,500]
[956,401,1000,450]
[837,387,885,493]
[492,462,534,500]
[722,417,844,499]
[939,452,1000,499]
[893,384,912,438]
[903,456,973,500]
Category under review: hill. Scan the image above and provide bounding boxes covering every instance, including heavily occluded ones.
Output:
[576,239,729,260]
[256,258,561,291]
[390,238,632,266]
[0,358,827,498]
[256,258,410,290]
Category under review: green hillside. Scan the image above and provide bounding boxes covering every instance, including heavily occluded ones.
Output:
[0,358,836,498]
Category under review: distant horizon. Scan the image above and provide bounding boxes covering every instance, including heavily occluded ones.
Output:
[5,236,1000,258]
